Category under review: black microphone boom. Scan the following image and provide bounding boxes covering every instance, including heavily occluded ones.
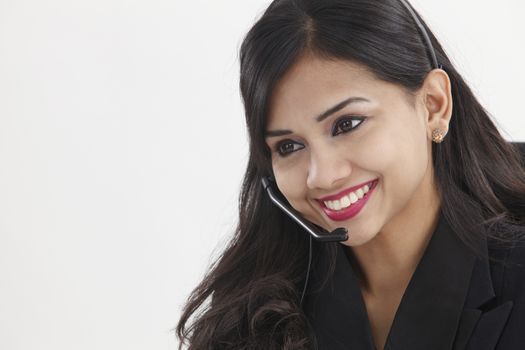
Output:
[261,177,348,242]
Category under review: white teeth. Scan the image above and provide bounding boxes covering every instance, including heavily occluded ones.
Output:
[341,195,351,208]
[323,181,374,211]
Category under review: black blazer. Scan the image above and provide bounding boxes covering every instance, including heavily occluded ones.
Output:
[303,142,525,350]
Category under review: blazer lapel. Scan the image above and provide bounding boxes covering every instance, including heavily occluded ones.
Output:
[463,301,513,350]
[455,240,513,350]
[384,214,513,350]
[303,243,376,349]
[384,214,477,350]
[303,212,514,350]
[453,309,482,350]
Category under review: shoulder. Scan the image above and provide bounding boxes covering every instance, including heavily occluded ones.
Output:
[488,224,525,348]
[501,232,525,296]
[488,223,525,297]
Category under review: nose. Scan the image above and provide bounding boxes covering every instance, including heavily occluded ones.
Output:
[306,145,352,190]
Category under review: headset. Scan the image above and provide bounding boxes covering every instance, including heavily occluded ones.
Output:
[260,0,442,305]
[262,177,349,242]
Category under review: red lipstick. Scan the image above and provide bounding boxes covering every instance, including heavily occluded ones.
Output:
[318,179,378,221]
[318,179,376,202]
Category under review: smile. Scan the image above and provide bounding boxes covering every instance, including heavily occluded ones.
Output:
[317,179,379,221]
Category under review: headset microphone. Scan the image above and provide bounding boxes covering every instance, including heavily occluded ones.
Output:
[261,177,348,242]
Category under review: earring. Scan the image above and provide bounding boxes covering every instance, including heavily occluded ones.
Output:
[432,129,446,143]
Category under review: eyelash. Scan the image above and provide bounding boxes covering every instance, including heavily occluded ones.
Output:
[274,116,367,157]
[331,115,366,136]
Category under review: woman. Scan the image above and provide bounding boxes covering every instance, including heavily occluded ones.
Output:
[177,0,525,349]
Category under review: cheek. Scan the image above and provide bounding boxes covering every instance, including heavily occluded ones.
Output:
[371,120,429,200]
[349,128,391,171]
[273,162,307,202]
[352,120,428,191]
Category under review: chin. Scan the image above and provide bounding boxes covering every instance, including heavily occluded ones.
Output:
[340,238,366,247]
[338,229,378,247]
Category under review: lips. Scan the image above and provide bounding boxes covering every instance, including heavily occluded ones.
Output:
[317,179,378,221]
[318,179,376,202]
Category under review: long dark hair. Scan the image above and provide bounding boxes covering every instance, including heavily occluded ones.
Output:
[177,0,525,348]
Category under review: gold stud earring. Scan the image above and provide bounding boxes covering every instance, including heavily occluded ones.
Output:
[432,129,446,143]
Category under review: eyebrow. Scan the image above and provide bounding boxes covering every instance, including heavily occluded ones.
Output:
[265,96,370,138]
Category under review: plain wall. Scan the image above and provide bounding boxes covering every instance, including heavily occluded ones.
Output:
[0,0,523,349]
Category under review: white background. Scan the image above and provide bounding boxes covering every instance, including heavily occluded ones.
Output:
[0,0,523,349]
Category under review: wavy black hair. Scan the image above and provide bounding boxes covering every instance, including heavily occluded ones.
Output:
[177,0,525,348]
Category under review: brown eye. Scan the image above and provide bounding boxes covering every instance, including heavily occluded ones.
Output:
[276,140,304,157]
[332,116,366,136]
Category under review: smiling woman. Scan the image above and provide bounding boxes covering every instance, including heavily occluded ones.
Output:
[266,57,446,248]
[176,0,525,349]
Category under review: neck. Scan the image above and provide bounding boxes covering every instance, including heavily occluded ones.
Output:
[348,178,441,297]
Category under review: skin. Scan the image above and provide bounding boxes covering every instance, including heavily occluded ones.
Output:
[265,54,453,350]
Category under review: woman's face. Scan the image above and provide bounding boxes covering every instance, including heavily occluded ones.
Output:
[266,55,443,247]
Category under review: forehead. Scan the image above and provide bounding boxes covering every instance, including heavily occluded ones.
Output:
[277,55,376,91]
[267,55,407,126]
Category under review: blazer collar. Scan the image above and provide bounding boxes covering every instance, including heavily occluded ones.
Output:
[303,212,497,350]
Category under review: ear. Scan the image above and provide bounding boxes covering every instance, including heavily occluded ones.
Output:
[419,69,453,140]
